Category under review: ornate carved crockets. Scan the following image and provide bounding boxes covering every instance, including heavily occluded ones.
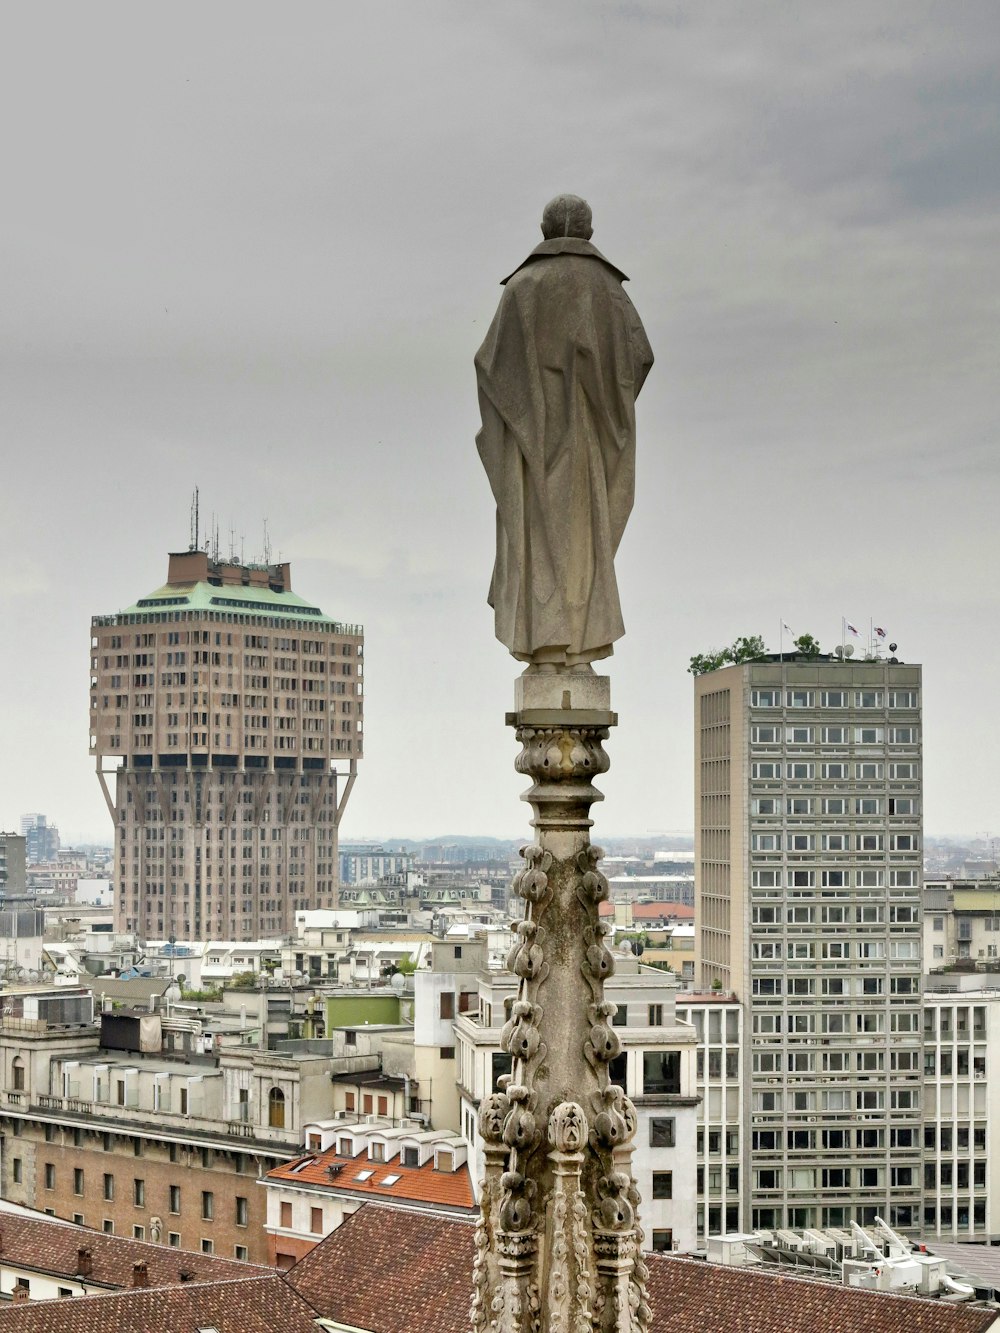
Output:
[471,707,650,1333]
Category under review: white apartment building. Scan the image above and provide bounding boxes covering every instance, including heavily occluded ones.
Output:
[675,995,744,1242]
[922,986,1000,1242]
[455,955,700,1253]
[694,655,924,1233]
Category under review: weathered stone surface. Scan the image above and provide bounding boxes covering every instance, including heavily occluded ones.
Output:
[470,700,649,1333]
[475,196,653,669]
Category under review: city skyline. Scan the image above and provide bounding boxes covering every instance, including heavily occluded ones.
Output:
[2,3,999,843]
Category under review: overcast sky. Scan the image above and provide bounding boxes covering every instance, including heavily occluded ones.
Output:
[2,1,998,844]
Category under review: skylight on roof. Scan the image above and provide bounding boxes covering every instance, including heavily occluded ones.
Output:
[355,1169,374,1181]
[380,1174,401,1187]
[289,1158,313,1174]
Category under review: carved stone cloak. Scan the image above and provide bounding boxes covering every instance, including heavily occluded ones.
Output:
[475,237,653,664]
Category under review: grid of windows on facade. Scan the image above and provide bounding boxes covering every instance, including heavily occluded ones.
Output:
[922,1002,990,1238]
[678,1002,742,1241]
[744,669,922,1233]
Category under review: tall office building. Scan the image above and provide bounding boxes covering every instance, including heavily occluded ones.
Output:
[694,654,923,1233]
[19,813,60,865]
[91,549,363,941]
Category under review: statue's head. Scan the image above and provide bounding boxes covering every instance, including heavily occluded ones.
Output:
[541,194,593,241]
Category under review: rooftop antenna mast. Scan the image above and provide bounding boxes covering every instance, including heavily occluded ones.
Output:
[262,518,272,565]
[189,487,200,552]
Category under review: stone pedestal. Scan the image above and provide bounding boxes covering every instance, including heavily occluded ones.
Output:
[471,677,649,1333]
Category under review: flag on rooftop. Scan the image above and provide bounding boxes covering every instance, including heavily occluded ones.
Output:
[847,623,859,636]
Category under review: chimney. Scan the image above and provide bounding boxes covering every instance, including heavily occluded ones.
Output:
[132,1261,149,1288]
[77,1247,93,1277]
[11,1284,29,1304]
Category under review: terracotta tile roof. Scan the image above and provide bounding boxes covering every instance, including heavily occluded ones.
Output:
[289,1207,1000,1333]
[646,1255,1000,1333]
[0,1274,320,1332]
[1,1205,996,1333]
[0,1210,264,1290]
[286,1204,476,1333]
[266,1141,476,1211]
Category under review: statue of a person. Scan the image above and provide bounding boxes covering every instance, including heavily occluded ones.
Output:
[475,194,653,672]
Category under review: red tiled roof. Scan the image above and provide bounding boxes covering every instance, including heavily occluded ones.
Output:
[290,1207,999,1333]
[647,1255,998,1333]
[266,1141,477,1210]
[0,1210,264,1290]
[287,1204,475,1333]
[0,1205,995,1333]
[0,1274,320,1333]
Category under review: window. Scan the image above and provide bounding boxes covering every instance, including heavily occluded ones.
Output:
[201,1239,214,1254]
[650,1118,675,1147]
[439,991,455,1020]
[821,727,847,743]
[103,1220,114,1234]
[821,690,847,707]
[440,1046,456,1061]
[642,1052,680,1095]
[786,798,812,815]
[202,1191,214,1220]
[12,1157,22,1185]
[889,726,917,744]
[751,725,780,744]
[133,1225,145,1241]
[74,1168,84,1195]
[887,689,916,707]
[310,1207,323,1234]
[786,689,813,708]
[280,1201,292,1228]
[889,762,917,779]
[750,689,780,707]
[268,1087,286,1129]
[855,690,883,708]
[648,1004,663,1027]
[436,1151,454,1172]
[751,762,781,779]
[821,762,848,779]
[786,762,814,779]
[44,1163,54,1190]
[822,797,847,814]
[651,1230,673,1252]
[402,1145,420,1167]
[103,1173,114,1201]
[752,833,781,852]
[170,1185,181,1213]
[785,726,813,744]
[652,1172,673,1199]
[235,1244,249,1260]
[752,798,780,815]
[854,726,884,744]
[133,1179,145,1206]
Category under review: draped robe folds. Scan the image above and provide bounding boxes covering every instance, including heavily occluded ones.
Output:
[475,237,654,665]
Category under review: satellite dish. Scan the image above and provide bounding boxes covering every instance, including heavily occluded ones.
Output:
[833,646,844,659]
[390,972,406,995]
[843,644,854,657]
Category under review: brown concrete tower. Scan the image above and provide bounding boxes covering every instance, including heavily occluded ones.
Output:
[90,549,363,941]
